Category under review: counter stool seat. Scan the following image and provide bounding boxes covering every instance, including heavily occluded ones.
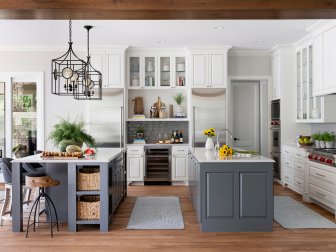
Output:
[25,175,60,238]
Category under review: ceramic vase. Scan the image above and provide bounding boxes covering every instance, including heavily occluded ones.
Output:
[205,137,214,151]
[326,141,334,148]
[320,141,326,148]
[315,140,321,148]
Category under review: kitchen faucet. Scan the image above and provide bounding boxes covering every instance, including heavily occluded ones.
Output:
[215,129,234,152]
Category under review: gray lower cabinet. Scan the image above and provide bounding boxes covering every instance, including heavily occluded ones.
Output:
[188,153,273,232]
[111,153,126,214]
[69,152,126,232]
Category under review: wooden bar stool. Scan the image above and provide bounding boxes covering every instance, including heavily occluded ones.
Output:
[25,175,60,238]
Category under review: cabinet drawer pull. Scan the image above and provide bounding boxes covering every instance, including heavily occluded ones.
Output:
[296,154,301,157]
[296,181,302,185]
[316,191,326,198]
[177,150,186,152]
[315,172,325,178]
[285,151,290,154]
[296,166,302,169]
[285,176,289,179]
[285,162,290,165]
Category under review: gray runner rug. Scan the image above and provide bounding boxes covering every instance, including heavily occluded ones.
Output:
[274,196,336,228]
[127,196,184,230]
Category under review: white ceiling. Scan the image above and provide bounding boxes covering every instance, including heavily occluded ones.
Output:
[0,20,320,50]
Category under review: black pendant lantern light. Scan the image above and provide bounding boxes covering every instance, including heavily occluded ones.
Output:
[51,20,87,96]
[74,25,102,100]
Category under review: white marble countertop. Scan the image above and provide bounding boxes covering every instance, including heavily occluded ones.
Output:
[126,143,189,147]
[282,143,313,152]
[190,148,275,163]
[11,148,125,164]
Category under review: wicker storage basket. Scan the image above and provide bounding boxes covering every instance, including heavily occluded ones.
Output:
[77,168,100,191]
[77,196,100,220]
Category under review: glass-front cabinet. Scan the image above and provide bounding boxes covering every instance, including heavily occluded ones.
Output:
[296,43,322,122]
[128,53,187,89]
[128,55,157,89]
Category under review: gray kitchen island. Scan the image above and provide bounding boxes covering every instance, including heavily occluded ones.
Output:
[11,148,126,233]
[189,148,274,232]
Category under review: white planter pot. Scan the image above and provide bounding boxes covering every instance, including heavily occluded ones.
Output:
[326,141,335,148]
[320,141,326,148]
[175,105,184,114]
[315,140,321,148]
[205,137,214,151]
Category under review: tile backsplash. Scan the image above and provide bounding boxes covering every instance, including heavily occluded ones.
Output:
[127,121,189,144]
[310,124,336,134]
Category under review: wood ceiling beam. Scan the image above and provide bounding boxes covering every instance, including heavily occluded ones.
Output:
[0,0,336,19]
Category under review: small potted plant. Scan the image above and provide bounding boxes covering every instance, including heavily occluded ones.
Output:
[136,126,144,139]
[203,128,216,150]
[311,132,321,148]
[173,92,185,114]
[320,131,334,148]
[324,132,335,148]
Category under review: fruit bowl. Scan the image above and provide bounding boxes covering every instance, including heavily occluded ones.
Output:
[298,135,313,146]
[298,142,314,147]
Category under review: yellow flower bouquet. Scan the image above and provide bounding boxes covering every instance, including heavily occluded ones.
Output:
[219,144,234,158]
[203,128,216,137]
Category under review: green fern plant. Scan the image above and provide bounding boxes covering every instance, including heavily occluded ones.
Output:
[48,118,96,149]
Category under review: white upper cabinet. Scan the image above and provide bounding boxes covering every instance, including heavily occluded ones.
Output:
[189,48,230,88]
[209,53,227,87]
[271,52,281,99]
[191,52,208,87]
[106,52,125,88]
[90,48,126,88]
[311,23,336,96]
[322,26,336,94]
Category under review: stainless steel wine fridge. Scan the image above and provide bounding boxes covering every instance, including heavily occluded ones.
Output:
[144,146,171,185]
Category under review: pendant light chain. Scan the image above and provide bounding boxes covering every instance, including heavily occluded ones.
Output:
[87,25,90,57]
[69,20,72,43]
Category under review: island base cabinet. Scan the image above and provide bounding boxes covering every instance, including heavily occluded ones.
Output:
[188,155,274,232]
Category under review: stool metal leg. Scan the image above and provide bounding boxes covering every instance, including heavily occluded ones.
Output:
[26,193,42,238]
[32,188,42,231]
[44,193,59,231]
[44,194,53,238]
[26,188,59,238]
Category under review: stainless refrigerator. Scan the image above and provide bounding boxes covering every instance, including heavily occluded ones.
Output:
[192,89,226,147]
[87,89,124,148]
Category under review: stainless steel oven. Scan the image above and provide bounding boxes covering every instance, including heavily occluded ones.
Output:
[270,152,281,180]
[271,99,280,121]
[271,125,281,154]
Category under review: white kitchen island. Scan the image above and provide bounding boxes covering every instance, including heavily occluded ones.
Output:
[11,148,126,233]
[189,148,274,232]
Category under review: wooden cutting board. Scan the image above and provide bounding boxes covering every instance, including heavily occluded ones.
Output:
[41,156,83,160]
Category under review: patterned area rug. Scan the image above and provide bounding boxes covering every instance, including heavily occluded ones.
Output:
[274,196,336,228]
[127,196,184,230]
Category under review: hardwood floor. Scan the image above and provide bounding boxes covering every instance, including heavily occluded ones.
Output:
[1,183,336,251]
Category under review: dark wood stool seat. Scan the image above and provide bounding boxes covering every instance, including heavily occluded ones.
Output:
[25,175,60,238]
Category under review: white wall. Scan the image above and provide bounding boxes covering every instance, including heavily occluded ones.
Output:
[0,50,88,150]
[228,54,272,76]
